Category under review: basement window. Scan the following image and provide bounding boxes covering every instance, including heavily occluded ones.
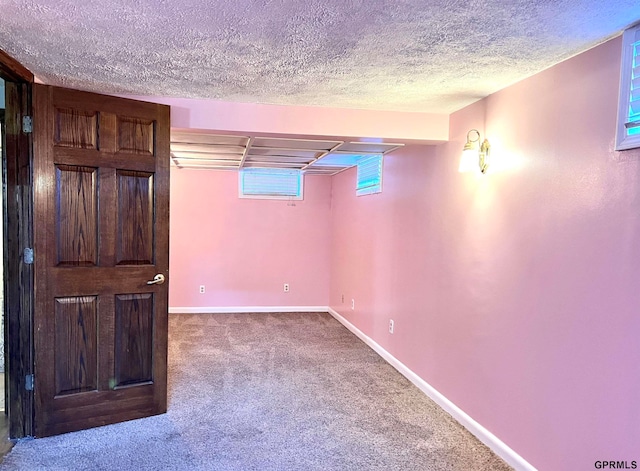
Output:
[616,24,640,150]
[356,155,383,196]
[239,168,304,200]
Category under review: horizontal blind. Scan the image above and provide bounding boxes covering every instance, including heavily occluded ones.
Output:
[356,155,383,196]
[240,168,302,198]
[628,40,640,136]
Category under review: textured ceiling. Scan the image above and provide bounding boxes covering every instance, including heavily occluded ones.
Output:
[0,0,638,113]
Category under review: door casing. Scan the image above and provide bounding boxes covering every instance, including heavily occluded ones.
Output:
[0,48,35,439]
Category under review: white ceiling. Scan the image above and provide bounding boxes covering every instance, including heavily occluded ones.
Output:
[0,0,638,114]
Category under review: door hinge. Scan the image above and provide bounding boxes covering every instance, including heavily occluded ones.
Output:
[25,374,34,391]
[22,115,33,134]
[23,247,34,264]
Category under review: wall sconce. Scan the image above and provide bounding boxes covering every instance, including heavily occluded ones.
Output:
[459,129,490,174]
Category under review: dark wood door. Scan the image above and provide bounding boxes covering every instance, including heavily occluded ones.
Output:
[32,85,170,437]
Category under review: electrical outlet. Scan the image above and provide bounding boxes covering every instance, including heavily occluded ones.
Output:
[389,319,394,334]
[341,294,344,303]
[284,283,290,292]
[199,285,205,294]
[351,299,355,310]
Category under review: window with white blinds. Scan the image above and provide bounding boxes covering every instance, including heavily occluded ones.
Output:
[616,24,640,151]
[356,155,383,196]
[239,168,304,200]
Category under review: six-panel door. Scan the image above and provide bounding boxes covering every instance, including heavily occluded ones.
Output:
[33,85,170,437]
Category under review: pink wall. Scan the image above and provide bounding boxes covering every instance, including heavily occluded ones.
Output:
[169,168,331,308]
[330,36,640,470]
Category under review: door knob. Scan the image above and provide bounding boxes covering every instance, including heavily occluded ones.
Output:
[146,274,166,285]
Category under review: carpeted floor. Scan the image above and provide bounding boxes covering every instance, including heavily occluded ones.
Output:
[0,312,512,470]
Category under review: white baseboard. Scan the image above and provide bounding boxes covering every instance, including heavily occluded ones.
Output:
[169,306,329,314]
[327,307,536,471]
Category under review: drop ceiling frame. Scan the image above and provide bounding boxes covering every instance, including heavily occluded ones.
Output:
[170,131,404,175]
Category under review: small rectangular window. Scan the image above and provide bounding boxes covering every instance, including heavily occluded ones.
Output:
[356,155,383,196]
[239,168,304,200]
[616,24,640,150]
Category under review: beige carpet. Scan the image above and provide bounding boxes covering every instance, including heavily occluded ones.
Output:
[0,312,512,470]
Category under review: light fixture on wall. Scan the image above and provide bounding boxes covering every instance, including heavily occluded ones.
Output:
[459,129,490,174]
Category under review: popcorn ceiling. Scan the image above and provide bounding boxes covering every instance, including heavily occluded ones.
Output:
[0,0,637,113]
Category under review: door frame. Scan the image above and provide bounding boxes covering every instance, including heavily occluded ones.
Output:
[1,48,35,438]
